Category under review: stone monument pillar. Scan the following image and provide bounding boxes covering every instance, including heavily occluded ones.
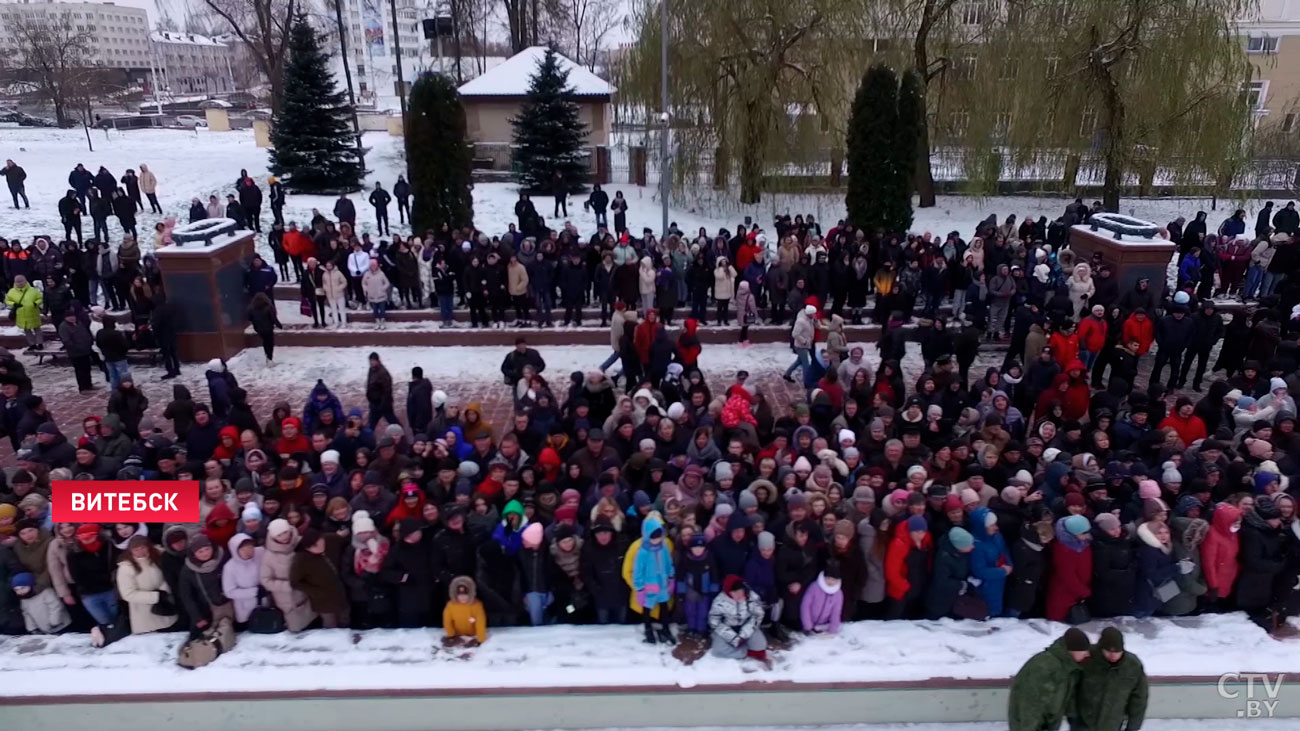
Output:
[1067,213,1175,293]
[154,222,255,361]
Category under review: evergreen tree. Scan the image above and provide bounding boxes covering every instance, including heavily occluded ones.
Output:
[510,46,588,195]
[269,15,364,193]
[845,65,899,233]
[405,72,473,232]
[891,70,923,233]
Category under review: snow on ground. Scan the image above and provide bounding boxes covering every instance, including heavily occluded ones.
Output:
[580,724,1299,731]
[0,612,1294,696]
[0,127,1279,264]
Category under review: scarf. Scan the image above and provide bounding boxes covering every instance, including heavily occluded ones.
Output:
[186,546,226,574]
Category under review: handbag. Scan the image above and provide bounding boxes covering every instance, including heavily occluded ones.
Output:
[1066,601,1091,625]
[299,297,312,316]
[1153,579,1180,604]
[177,617,236,669]
[247,589,287,634]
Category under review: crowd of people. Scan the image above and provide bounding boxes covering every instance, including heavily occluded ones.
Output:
[2,163,1300,681]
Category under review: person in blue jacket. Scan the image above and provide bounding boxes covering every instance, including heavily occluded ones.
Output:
[302,379,344,434]
[630,514,676,644]
[968,507,1013,616]
[491,500,528,557]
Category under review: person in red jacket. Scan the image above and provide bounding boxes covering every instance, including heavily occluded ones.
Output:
[1034,359,1091,420]
[1046,514,1093,622]
[1121,309,1155,356]
[274,417,310,457]
[1077,304,1108,370]
[1048,321,1080,370]
[676,318,701,370]
[884,514,933,619]
[1200,504,1241,608]
[1158,396,1207,445]
[633,308,660,367]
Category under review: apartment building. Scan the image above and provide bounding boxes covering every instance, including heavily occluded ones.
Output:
[149,30,235,95]
[1241,0,1300,131]
[0,0,151,71]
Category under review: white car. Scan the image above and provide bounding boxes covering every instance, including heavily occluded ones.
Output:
[176,114,207,128]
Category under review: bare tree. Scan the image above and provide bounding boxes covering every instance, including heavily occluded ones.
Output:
[554,0,620,70]
[202,0,298,112]
[4,13,98,126]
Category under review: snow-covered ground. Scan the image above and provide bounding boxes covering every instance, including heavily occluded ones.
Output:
[581,725,1299,731]
[0,612,1294,697]
[0,127,1278,262]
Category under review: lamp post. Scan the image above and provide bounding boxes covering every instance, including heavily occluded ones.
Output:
[389,0,408,118]
[659,0,669,239]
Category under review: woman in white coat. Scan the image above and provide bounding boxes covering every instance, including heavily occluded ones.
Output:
[321,259,349,328]
[638,256,657,315]
[116,534,178,635]
[261,519,317,631]
[222,533,265,624]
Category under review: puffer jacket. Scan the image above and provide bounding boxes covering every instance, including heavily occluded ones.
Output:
[222,533,264,622]
[708,584,763,644]
[261,525,317,631]
[1200,504,1240,599]
[361,269,391,304]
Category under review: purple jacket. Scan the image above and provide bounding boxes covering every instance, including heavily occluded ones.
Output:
[800,573,844,634]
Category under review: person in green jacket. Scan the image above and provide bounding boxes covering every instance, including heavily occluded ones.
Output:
[1072,627,1149,731]
[1008,627,1091,731]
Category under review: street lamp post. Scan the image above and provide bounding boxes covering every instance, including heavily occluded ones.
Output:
[659,0,669,239]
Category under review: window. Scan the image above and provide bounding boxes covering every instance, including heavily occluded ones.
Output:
[949,111,970,137]
[959,0,986,25]
[954,56,977,80]
[1079,108,1097,137]
[1247,35,1279,53]
[1246,80,1268,110]
[1285,113,1297,133]
[1044,56,1059,78]
[995,113,1012,138]
[998,59,1018,81]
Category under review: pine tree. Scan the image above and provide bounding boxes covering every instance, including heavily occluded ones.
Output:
[510,46,588,196]
[845,65,899,233]
[268,15,364,193]
[891,70,922,233]
[405,72,473,232]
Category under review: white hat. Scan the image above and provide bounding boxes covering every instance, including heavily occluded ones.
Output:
[804,305,817,316]
[793,456,813,473]
[267,518,292,539]
[667,402,686,420]
[352,510,376,534]
[1043,447,1062,463]
[838,429,855,444]
[433,390,447,408]
[206,358,224,372]
[321,449,340,465]
[1271,377,1288,392]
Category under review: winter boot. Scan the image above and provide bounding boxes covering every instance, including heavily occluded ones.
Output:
[768,622,791,644]
[656,623,676,645]
[643,621,658,645]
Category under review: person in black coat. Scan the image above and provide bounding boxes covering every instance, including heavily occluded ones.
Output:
[239,179,263,232]
[112,189,137,239]
[333,194,357,228]
[1179,301,1225,392]
[93,166,116,198]
[1273,202,1299,236]
[1257,202,1275,240]
[188,197,206,223]
[68,164,94,209]
[150,291,181,379]
[585,184,610,227]
[1152,306,1194,389]
[121,169,143,211]
[775,524,819,627]
[88,189,111,242]
[557,252,588,326]
[59,190,83,245]
[1089,515,1136,618]
[580,517,629,624]
[1006,515,1052,618]
[248,292,282,363]
[177,535,230,635]
[432,510,477,588]
[514,194,538,235]
[925,528,973,620]
[185,405,221,462]
[244,255,279,297]
[269,177,286,226]
[500,339,546,387]
[1238,496,1288,629]
[225,194,247,229]
[383,518,437,628]
[392,176,411,225]
[406,367,433,435]
[369,183,392,236]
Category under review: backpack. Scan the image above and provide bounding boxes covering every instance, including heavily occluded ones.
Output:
[177,616,236,669]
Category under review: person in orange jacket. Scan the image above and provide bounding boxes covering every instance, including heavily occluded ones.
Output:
[1121,309,1155,356]
[1048,321,1080,370]
[1158,396,1207,445]
[282,223,317,283]
[1077,304,1109,370]
[442,576,488,645]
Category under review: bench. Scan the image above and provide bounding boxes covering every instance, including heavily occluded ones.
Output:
[35,349,160,368]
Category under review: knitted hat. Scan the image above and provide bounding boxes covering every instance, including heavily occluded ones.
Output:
[838,428,855,444]
[715,462,735,481]
[1094,513,1121,534]
[960,488,980,507]
[1098,627,1125,653]
[757,531,776,551]
[1000,486,1023,505]
[1162,467,1182,485]
[1064,628,1091,652]
[1138,480,1161,500]
[1256,495,1281,520]
[852,486,876,505]
[948,527,974,551]
[352,510,376,534]
[521,522,544,549]
[267,519,292,540]
[906,515,927,532]
[1142,498,1168,522]
[1271,377,1288,392]
[241,503,263,522]
[943,494,963,512]
[1065,493,1086,509]
[1063,514,1091,536]
[738,491,758,511]
[10,572,35,589]
[320,450,340,465]
[834,519,856,539]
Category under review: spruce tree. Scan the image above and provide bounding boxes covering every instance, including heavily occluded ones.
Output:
[269,15,364,193]
[845,65,898,233]
[891,70,923,233]
[405,72,473,233]
[510,46,588,195]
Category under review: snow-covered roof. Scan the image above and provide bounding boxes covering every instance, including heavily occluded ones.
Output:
[457,46,615,98]
[149,30,227,47]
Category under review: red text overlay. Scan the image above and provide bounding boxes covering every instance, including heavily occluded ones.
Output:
[52,481,200,523]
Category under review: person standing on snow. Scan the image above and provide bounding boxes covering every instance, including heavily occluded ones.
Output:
[369,183,391,236]
[334,193,357,228]
[1007,627,1091,731]
[393,176,411,225]
[138,164,161,214]
[1072,627,1149,731]
[239,177,263,233]
[268,176,286,227]
[3,159,28,209]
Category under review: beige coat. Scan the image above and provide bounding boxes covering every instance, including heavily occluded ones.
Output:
[507,261,529,297]
[46,533,74,601]
[139,166,158,194]
[261,526,317,631]
[117,557,178,634]
[322,268,349,302]
[361,269,390,304]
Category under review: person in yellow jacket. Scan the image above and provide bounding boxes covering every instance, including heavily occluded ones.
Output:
[622,512,676,643]
[5,275,43,351]
[442,575,487,646]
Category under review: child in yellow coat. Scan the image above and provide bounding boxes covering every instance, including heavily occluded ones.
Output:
[442,575,487,646]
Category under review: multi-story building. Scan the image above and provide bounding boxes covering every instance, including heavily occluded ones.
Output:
[149,30,235,96]
[1240,0,1300,131]
[323,0,435,110]
[0,0,151,73]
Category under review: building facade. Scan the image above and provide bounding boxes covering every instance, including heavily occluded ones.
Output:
[149,30,235,96]
[1240,0,1300,132]
[0,0,150,71]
